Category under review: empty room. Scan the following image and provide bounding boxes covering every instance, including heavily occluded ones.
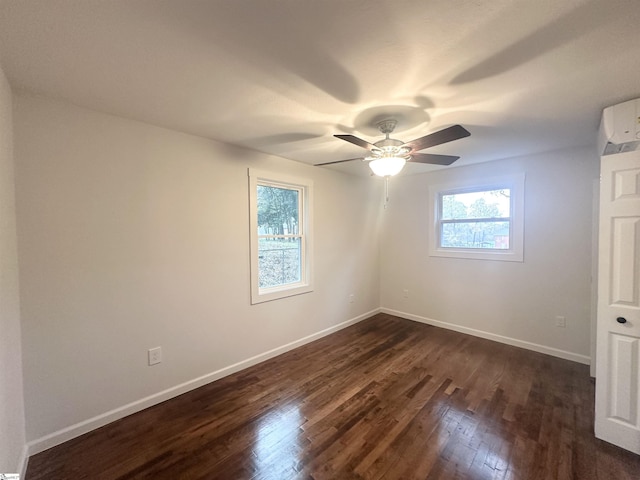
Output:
[1,0,640,479]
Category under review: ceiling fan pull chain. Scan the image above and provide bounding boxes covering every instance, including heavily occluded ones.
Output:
[384,176,390,209]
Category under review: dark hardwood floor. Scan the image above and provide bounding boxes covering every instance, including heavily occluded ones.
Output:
[26,313,640,479]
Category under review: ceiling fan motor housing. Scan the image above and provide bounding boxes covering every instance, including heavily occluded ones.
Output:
[374,137,402,148]
[371,119,411,157]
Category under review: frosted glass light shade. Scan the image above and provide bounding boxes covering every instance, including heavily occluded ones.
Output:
[368,156,407,177]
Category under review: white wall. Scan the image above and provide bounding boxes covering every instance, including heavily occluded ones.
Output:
[380,148,599,361]
[0,65,27,472]
[14,94,382,446]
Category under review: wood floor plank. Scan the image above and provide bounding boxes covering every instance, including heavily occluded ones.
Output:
[25,314,640,479]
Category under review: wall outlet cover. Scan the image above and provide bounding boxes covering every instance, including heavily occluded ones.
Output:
[148,347,162,365]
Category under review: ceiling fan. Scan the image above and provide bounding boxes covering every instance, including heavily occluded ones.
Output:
[316,119,470,176]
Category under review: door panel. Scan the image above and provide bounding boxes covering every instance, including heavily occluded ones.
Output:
[611,217,639,305]
[613,167,640,200]
[609,333,638,424]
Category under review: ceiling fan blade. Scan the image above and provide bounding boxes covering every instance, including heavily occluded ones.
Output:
[334,134,379,152]
[402,125,470,152]
[409,153,460,166]
[315,157,363,166]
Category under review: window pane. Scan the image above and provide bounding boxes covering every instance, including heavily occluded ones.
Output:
[440,221,510,249]
[258,238,301,288]
[257,185,299,236]
[442,189,510,220]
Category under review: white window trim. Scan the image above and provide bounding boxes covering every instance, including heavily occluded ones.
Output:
[248,168,314,304]
[428,173,525,262]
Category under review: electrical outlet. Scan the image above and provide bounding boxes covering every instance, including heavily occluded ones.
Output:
[148,346,162,365]
[349,294,355,304]
[403,289,409,298]
[555,316,566,328]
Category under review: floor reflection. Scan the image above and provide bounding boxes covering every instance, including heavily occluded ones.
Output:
[251,403,304,478]
[430,387,513,477]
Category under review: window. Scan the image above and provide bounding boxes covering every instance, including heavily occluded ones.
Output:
[249,169,313,303]
[428,174,525,261]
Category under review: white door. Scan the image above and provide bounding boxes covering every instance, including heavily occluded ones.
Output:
[595,150,640,454]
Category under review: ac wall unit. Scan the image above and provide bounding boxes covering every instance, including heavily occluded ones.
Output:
[598,98,640,155]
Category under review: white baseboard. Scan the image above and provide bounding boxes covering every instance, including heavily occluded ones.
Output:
[18,443,28,479]
[26,308,380,457]
[381,308,591,365]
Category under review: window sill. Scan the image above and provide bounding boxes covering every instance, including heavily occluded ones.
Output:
[251,283,313,305]
[429,247,523,262]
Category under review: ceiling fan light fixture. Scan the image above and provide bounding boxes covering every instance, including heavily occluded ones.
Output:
[318,123,469,171]
[368,156,407,177]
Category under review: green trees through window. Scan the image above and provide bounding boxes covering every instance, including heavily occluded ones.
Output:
[257,184,302,288]
[440,189,511,249]
[257,185,299,236]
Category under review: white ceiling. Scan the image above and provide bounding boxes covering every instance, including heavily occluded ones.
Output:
[1,0,639,176]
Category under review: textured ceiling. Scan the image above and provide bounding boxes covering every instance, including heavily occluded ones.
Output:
[1,0,639,176]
